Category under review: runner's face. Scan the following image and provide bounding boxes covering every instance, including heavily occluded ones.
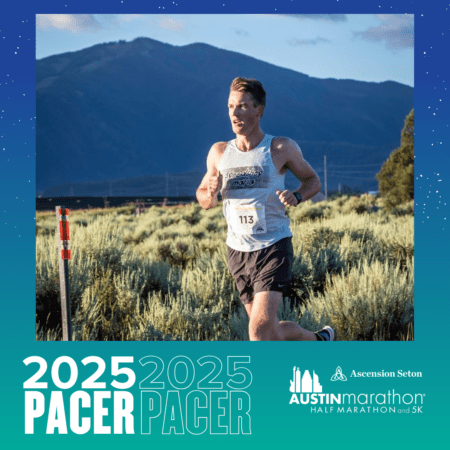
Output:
[228,91,263,136]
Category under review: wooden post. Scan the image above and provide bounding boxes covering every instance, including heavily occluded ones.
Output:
[56,206,72,341]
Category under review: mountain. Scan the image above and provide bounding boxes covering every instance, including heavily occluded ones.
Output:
[36,37,413,196]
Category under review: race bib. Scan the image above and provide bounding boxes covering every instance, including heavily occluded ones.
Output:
[230,205,267,234]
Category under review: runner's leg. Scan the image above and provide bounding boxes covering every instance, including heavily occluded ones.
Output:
[244,302,253,318]
[248,291,317,341]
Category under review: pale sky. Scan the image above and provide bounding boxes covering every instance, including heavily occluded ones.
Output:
[36,14,414,86]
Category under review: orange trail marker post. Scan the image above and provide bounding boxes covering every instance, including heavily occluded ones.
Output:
[55,206,72,341]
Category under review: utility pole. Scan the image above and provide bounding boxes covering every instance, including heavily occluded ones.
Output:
[338,183,341,194]
[324,155,327,199]
[166,172,169,198]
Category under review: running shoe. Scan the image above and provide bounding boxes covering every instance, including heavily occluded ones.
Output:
[315,326,336,341]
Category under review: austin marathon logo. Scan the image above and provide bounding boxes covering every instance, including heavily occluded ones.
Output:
[288,366,424,414]
[289,366,323,393]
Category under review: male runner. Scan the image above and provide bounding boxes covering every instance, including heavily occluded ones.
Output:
[196,77,335,342]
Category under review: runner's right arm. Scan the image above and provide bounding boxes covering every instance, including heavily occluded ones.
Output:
[196,143,224,210]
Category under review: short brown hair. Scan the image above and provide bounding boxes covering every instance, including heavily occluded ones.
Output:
[230,77,266,108]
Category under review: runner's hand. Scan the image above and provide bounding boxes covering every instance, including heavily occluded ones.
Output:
[208,169,222,197]
[276,189,298,206]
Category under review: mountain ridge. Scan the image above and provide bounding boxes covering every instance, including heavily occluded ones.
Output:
[36,37,413,195]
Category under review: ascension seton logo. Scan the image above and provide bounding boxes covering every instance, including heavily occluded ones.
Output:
[331,366,347,381]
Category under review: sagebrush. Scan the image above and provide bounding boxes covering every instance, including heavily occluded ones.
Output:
[36,195,414,341]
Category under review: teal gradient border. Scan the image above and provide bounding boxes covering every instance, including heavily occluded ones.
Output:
[1,1,449,448]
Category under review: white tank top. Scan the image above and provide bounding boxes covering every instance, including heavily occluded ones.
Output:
[217,134,292,252]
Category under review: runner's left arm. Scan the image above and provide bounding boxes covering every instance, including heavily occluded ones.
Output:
[281,138,321,203]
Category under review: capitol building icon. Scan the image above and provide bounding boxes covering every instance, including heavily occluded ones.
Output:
[289,367,323,393]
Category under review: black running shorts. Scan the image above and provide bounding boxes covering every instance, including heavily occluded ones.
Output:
[227,236,294,304]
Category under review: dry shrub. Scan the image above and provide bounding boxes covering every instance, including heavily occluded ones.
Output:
[301,259,414,341]
[36,197,414,341]
[291,245,346,299]
[74,269,169,341]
